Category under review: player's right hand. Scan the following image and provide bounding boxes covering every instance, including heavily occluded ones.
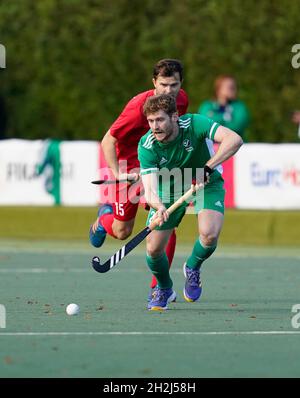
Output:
[153,205,169,227]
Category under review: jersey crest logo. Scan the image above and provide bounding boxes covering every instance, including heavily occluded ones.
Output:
[183,139,193,152]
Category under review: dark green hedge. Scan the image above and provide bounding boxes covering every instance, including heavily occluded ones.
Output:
[1,0,300,142]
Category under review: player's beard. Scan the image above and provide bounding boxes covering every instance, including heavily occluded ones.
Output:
[154,123,175,143]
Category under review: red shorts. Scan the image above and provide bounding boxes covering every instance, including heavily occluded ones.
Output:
[111,180,146,222]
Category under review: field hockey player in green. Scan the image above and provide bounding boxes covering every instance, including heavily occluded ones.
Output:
[138,94,243,311]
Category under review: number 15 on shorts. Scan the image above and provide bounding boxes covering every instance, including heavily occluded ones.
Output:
[115,203,125,216]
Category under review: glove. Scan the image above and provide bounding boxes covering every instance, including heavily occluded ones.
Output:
[204,165,214,183]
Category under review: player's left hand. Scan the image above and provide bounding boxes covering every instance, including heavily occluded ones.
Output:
[91,218,100,233]
[204,165,214,184]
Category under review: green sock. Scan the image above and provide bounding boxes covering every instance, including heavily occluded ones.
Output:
[146,253,173,289]
[186,238,216,270]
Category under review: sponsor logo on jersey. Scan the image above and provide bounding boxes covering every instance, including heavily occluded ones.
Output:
[214,201,223,207]
[159,157,168,165]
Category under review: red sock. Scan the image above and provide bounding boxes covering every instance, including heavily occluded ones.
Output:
[99,213,116,238]
[150,229,176,289]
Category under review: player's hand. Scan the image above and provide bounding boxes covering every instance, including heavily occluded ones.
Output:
[153,205,169,227]
[141,202,151,211]
[204,165,214,184]
[118,173,140,183]
[91,218,100,233]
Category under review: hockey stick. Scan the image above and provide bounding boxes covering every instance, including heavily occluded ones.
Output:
[91,178,130,185]
[91,176,141,185]
[92,182,204,273]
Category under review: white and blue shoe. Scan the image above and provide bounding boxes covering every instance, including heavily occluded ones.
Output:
[183,262,202,302]
[89,204,113,248]
[147,287,177,303]
[148,287,177,311]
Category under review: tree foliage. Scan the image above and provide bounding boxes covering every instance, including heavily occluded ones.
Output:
[1,0,300,142]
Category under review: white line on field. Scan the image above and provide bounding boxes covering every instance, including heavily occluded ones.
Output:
[0,263,299,274]
[1,247,300,259]
[0,268,186,273]
[0,268,144,273]
[0,331,299,336]
[0,268,84,273]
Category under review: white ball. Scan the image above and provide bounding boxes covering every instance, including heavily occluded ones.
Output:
[66,303,80,316]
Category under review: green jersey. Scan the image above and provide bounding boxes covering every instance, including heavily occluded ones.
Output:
[138,113,224,204]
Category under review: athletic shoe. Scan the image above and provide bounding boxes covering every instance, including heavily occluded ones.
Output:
[148,287,176,311]
[89,204,113,248]
[183,262,202,302]
[147,287,177,303]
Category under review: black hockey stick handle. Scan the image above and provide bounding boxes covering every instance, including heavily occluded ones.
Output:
[91,178,130,185]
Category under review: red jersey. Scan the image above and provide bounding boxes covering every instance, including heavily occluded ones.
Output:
[109,89,188,171]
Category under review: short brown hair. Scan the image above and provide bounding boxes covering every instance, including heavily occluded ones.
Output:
[143,94,177,117]
[153,59,184,81]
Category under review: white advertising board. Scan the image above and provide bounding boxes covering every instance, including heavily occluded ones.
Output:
[235,144,300,209]
[0,139,53,205]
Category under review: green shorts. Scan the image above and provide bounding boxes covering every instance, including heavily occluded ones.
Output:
[146,182,225,230]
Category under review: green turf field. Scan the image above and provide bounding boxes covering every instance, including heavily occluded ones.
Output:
[1,207,300,246]
[0,239,299,378]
